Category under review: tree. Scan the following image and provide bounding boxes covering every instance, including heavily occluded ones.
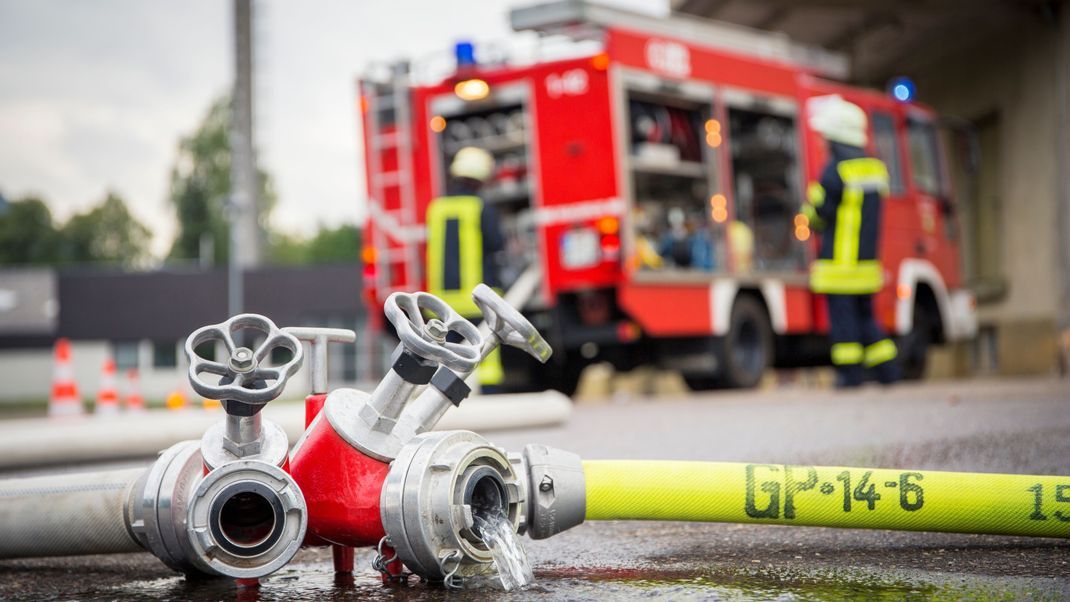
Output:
[268,231,308,265]
[0,195,60,265]
[268,224,362,266]
[59,191,151,267]
[305,224,362,264]
[167,97,275,266]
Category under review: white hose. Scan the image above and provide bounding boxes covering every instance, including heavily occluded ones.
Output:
[0,468,145,558]
[0,392,573,470]
[438,390,572,432]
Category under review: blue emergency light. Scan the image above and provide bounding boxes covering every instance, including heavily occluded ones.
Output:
[889,76,916,103]
[455,41,477,68]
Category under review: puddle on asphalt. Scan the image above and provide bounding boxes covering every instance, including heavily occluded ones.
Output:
[538,564,1061,600]
[85,562,1059,601]
[1,548,1059,600]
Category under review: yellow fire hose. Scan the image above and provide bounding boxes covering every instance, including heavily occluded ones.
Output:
[584,461,1070,538]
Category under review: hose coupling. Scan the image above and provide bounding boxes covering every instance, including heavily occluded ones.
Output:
[379,432,586,583]
[186,459,307,578]
[130,441,307,579]
[379,430,525,582]
[516,444,586,540]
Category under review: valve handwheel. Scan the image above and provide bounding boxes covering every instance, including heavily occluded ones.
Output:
[472,284,552,363]
[384,292,482,373]
[185,314,303,405]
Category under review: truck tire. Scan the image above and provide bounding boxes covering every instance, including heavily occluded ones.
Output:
[900,304,932,380]
[682,374,720,391]
[716,295,773,389]
[683,295,772,391]
[547,352,584,398]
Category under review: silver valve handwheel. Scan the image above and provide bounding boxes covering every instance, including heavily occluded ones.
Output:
[184,313,303,405]
[472,284,552,363]
[384,291,482,373]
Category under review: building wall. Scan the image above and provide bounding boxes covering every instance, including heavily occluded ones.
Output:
[0,338,375,407]
[0,264,374,407]
[0,348,53,400]
[915,13,1069,375]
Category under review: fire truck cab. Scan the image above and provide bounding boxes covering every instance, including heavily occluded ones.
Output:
[360,0,978,394]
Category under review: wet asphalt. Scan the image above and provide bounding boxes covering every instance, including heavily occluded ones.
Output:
[1,377,1068,600]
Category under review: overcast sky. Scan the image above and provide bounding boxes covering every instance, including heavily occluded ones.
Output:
[0,0,665,256]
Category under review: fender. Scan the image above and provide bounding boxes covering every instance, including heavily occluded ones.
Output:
[709,280,786,336]
[894,258,952,338]
[709,279,739,335]
[758,280,788,334]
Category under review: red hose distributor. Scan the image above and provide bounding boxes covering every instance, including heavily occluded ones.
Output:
[289,292,483,581]
[289,285,553,582]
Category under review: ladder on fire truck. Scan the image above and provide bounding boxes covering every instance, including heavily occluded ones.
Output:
[363,62,422,296]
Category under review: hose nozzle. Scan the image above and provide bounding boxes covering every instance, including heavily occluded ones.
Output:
[518,444,586,540]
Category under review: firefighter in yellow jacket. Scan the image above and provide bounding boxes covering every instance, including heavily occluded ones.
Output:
[803,96,899,388]
[426,146,505,389]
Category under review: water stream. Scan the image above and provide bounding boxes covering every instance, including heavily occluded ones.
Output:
[474,509,534,591]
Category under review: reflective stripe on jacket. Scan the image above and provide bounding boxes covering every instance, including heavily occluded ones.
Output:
[805,148,890,295]
[426,195,484,317]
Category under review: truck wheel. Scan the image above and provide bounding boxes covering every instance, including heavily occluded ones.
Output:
[682,374,720,391]
[547,352,584,398]
[900,305,932,380]
[715,295,773,389]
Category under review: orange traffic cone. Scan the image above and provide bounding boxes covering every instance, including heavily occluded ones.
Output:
[124,368,146,412]
[202,397,222,410]
[95,359,120,415]
[49,338,83,417]
[165,389,188,411]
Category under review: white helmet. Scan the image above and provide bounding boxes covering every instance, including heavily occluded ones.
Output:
[449,146,495,182]
[807,95,868,147]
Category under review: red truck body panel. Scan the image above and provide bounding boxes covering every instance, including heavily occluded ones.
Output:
[361,21,966,345]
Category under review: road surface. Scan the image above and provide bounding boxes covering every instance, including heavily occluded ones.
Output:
[1,377,1068,600]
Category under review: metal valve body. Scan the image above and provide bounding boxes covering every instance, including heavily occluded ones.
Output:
[0,289,573,587]
[179,313,310,575]
[184,313,303,471]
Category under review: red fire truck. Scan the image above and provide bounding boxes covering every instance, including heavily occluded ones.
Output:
[359,1,977,393]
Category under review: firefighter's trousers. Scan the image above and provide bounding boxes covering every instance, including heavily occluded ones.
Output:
[827,294,900,387]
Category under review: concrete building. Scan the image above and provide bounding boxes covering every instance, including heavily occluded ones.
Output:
[673,0,1070,376]
[0,265,372,407]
